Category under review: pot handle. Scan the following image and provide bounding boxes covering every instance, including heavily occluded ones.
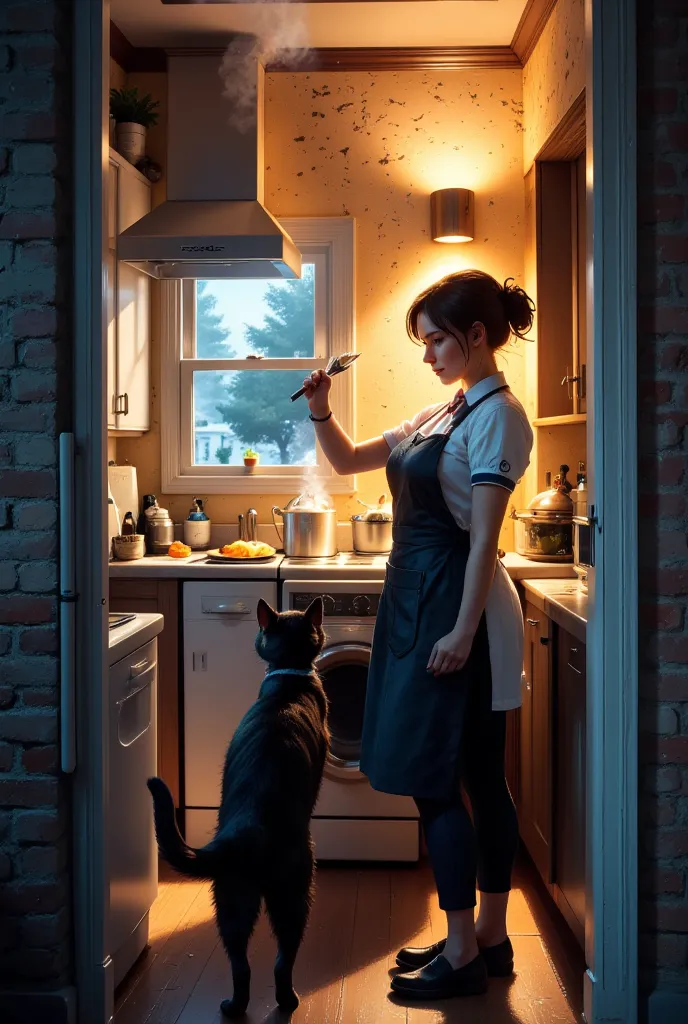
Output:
[271,506,284,547]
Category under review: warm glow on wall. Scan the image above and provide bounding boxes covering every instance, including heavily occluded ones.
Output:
[431,188,475,243]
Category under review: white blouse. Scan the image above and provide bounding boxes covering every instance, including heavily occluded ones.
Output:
[384,372,533,711]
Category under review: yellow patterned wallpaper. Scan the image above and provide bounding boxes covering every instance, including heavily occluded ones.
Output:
[115,65,529,542]
[522,0,586,170]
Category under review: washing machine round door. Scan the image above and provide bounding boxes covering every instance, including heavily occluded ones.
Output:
[316,642,370,781]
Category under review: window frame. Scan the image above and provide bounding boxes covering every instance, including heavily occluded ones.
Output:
[160,217,356,494]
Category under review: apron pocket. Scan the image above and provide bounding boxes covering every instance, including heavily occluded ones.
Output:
[385,563,424,658]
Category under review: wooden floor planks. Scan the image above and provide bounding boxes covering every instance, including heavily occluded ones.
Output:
[114,861,580,1024]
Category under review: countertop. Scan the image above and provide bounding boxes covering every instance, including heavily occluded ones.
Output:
[109,550,577,581]
[109,552,284,579]
[108,611,164,667]
[520,578,588,644]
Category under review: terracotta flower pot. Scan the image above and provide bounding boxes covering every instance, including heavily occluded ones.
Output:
[243,456,259,470]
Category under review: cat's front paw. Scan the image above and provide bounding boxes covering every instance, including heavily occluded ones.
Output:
[220,996,249,1018]
[275,986,300,1013]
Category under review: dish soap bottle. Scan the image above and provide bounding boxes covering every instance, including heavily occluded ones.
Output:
[121,511,136,536]
[183,497,211,550]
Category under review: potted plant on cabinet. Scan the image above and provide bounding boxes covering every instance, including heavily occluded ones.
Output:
[243,448,260,470]
[109,87,160,165]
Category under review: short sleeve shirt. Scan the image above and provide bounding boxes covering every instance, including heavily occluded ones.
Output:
[383,371,534,710]
[383,371,533,533]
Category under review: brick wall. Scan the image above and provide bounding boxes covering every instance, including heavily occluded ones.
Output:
[637,0,688,1007]
[0,0,72,1007]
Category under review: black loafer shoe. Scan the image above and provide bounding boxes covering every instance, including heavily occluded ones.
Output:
[396,938,446,970]
[480,937,514,977]
[397,936,514,977]
[391,954,488,1000]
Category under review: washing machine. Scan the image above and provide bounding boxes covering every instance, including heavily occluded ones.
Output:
[280,555,419,862]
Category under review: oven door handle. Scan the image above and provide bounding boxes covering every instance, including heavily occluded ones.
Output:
[201,598,251,616]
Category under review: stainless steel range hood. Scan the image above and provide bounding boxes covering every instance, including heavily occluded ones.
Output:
[118,52,301,280]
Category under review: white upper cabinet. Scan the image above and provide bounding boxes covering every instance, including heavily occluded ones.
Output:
[107,150,152,434]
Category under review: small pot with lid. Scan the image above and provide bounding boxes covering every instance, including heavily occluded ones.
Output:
[351,494,393,554]
[511,465,574,562]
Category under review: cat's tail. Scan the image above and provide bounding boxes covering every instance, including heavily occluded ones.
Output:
[147,776,229,879]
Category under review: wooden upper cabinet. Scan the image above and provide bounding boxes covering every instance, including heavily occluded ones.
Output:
[525,91,587,424]
[107,149,152,435]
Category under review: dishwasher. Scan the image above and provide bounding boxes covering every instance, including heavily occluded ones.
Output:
[183,581,277,847]
[108,614,162,988]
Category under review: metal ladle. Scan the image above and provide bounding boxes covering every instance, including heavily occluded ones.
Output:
[290,352,361,402]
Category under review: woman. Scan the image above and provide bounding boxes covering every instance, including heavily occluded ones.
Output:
[302,269,534,1002]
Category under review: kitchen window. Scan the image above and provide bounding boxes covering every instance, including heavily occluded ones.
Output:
[160,218,355,493]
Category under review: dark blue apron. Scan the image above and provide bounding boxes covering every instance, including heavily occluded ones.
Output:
[360,385,508,801]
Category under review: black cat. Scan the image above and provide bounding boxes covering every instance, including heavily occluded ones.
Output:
[147,597,328,1018]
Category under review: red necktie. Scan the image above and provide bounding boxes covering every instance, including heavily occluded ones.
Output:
[448,388,465,413]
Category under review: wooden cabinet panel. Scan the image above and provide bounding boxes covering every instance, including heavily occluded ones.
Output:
[554,627,587,945]
[536,162,574,420]
[108,160,117,249]
[574,151,587,414]
[110,579,180,809]
[107,148,152,436]
[116,262,150,432]
[519,601,552,883]
[118,168,151,233]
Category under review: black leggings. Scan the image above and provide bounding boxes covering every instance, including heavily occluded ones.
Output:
[414,699,519,912]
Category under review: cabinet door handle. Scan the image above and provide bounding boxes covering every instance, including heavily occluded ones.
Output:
[570,647,578,654]
[526,618,539,627]
[524,679,531,690]
[122,392,128,416]
[115,393,129,416]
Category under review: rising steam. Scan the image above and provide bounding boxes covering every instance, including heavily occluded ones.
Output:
[193,0,310,133]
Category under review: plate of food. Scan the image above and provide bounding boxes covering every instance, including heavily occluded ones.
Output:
[206,541,277,563]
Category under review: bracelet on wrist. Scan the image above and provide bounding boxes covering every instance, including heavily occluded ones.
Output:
[309,410,333,423]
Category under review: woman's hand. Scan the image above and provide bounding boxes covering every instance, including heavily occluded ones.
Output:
[427,629,475,677]
[302,369,332,419]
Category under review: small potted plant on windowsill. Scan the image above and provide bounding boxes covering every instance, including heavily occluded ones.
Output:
[243,448,260,470]
[109,87,160,166]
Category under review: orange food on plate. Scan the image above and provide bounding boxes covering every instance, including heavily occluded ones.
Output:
[220,540,275,559]
[168,541,192,559]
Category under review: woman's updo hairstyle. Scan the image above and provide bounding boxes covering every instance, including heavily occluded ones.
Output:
[406,269,535,354]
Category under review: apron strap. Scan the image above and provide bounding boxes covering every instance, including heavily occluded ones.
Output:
[446,383,510,433]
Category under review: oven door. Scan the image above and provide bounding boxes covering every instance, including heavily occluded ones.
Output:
[316,641,370,782]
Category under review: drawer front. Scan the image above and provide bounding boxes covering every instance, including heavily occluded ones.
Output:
[183,581,277,621]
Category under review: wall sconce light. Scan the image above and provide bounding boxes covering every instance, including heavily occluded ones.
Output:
[431,188,475,243]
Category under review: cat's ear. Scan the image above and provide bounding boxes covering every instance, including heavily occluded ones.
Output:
[257,599,278,631]
[305,597,324,630]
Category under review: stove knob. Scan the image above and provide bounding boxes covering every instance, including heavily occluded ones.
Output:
[352,595,371,616]
[322,595,336,616]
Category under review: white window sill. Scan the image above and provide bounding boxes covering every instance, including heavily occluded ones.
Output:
[161,470,356,496]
